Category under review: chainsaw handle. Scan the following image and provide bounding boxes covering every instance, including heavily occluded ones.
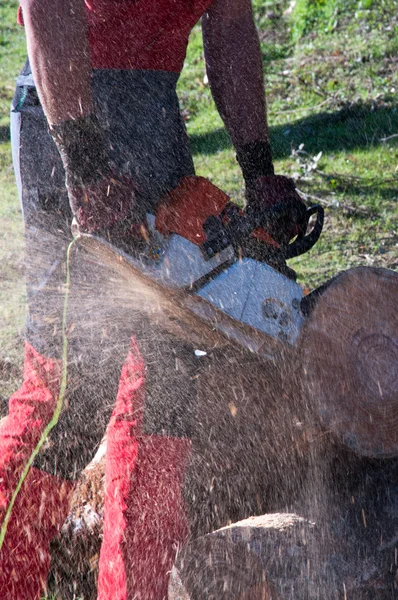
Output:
[282,205,324,259]
[201,202,324,261]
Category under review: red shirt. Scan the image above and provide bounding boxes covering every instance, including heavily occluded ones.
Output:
[18,0,213,72]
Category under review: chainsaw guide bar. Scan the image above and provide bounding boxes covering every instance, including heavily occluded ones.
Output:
[77,233,294,362]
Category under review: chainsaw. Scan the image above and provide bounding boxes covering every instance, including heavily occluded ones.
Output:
[77,176,324,359]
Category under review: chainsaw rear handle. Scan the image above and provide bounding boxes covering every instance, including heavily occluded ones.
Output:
[282,205,324,259]
[201,201,324,261]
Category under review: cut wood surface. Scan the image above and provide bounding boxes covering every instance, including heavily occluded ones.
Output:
[168,530,279,600]
[299,267,398,457]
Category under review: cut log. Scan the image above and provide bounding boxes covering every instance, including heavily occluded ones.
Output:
[169,455,398,600]
[299,267,398,457]
[169,513,337,600]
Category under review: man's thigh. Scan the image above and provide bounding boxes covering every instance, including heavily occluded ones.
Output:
[92,68,195,215]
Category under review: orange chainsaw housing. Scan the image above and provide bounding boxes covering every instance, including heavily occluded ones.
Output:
[157,176,280,249]
[156,176,230,245]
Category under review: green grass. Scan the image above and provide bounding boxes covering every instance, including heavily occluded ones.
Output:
[0,1,25,126]
[0,2,25,399]
[178,0,397,287]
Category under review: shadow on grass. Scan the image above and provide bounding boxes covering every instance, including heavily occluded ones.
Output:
[189,103,398,160]
[0,126,10,142]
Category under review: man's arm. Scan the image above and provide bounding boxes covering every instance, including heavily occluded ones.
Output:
[20,0,93,124]
[202,0,269,152]
[19,0,134,235]
[202,0,307,245]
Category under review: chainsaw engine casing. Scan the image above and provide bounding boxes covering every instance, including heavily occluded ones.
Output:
[139,214,304,347]
[197,259,303,346]
[78,170,324,355]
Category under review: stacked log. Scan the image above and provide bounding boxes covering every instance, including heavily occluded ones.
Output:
[48,266,398,599]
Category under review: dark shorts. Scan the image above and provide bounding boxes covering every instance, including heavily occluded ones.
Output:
[10,61,196,478]
[11,60,195,354]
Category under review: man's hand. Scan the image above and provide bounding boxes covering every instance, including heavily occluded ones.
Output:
[68,174,135,235]
[245,175,308,246]
[236,141,307,245]
[50,114,135,235]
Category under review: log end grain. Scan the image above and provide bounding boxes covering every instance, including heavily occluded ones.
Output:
[299,267,398,457]
[169,533,277,600]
